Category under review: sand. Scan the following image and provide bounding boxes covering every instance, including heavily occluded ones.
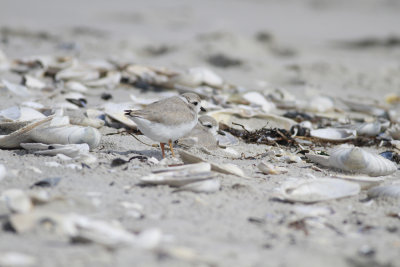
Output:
[0,0,400,266]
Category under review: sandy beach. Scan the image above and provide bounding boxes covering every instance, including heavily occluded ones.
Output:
[1,0,400,266]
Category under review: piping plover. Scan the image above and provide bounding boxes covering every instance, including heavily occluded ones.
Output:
[124,93,205,158]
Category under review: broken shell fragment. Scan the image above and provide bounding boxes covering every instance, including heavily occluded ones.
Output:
[310,128,357,141]
[140,171,215,187]
[20,143,90,158]
[178,150,246,177]
[216,131,239,147]
[329,146,397,177]
[275,178,360,203]
[367,185,400,199]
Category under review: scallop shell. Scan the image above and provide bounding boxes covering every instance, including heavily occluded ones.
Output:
[367,185,400,199]
[310,128,357,141]
[275,178,360,203]
[329,146,397,177]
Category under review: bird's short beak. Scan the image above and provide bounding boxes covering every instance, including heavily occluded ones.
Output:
[200,107,206,112]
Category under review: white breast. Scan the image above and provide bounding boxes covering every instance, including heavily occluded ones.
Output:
[132,117,197,143]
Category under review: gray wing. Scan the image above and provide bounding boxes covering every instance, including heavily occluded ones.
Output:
[128,97,196,125]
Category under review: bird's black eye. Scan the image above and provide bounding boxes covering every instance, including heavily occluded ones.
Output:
[206,125,212,128]
[193,102,198,106]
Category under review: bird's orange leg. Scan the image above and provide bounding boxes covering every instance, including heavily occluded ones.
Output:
[160,143,165,158]
[168,139,175,157]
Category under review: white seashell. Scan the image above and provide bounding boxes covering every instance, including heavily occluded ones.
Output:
[208,108,296,131]
[173,178,221,193]
[0,252,37,267]
[22,75,46,89]
[84,71,121,88]
[140,172,215,187]
[0,164,6,181]
[342,122,383,137]
[258,162,287,175]
[276,178,360,203]
[1,189,33,213]
[281,155,303,164]
[341,99,387,117]
[153,162,211,174]
[69,116,105,128]
[20,143,90,158]
[367,185,400,199]
[65,81,89,92]
[178,150,246,177]
[333,175,384,190]
[329,146,397,176]
[1,79,33,97]
[307,95,334,113]
[305,153,330,168]
[30,124,101,149]
[0,106,46,122]
[242,91,276,113]
[310,128,357,141]
[171,67,223,88]
[21,101,44,109]
[54,101,81,110]
[55,64,99,81]
[104,102,137,129]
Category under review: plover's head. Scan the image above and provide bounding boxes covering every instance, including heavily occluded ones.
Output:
[198,115,218,136]
[181,93,206,113]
